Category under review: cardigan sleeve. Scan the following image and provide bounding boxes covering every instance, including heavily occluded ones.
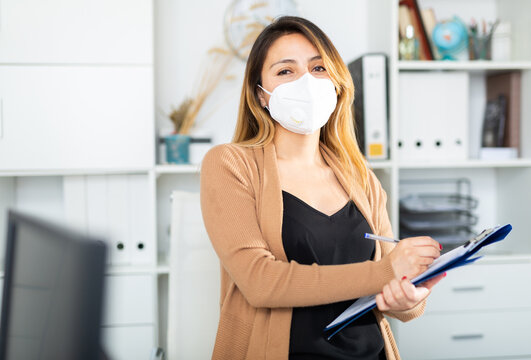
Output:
[200,144,396,309]
[365,169,426,322]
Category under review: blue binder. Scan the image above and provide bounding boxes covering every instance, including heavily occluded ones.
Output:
[324,224,513,340]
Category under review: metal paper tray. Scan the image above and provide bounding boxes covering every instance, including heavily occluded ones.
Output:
[400,211,478,231]
[400,193,478,214]
[399,228,475,245]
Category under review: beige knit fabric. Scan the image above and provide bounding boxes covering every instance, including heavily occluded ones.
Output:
[200,141,425,360]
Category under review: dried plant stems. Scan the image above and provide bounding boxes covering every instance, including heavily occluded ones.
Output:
[169,10,270,134]
[170,47,234,134]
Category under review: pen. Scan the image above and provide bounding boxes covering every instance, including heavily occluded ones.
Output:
[364,233,400,243]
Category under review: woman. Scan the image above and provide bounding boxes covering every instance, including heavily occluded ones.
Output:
[200,16,444,360]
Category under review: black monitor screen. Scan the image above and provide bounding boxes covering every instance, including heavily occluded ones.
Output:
[0,210,106,360]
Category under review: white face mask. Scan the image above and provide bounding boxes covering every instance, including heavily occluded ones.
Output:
[258,73,337,135]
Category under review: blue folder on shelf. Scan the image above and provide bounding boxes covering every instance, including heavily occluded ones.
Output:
[324,224,513,340]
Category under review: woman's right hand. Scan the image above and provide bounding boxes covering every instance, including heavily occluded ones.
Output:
[388,237,441,279]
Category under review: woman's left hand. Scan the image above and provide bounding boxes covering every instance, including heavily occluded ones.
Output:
[375,272,446,312]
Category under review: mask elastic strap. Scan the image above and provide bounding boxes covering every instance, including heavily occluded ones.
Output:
[257,84,271,111]
[257,84,272,96]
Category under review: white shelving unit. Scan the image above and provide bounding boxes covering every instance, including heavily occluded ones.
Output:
[364,0,531,235]
[398,158,531,169]
[2,1,531,359]
[0,168,154,177]
[364,1,531,359]
[154,164,201,175]
[0,1,161,359]
[398,60,531,71]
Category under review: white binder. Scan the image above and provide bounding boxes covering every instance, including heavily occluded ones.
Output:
[85,175,118,265]
[107,175,130,265]
[398,72,469,162]
[362,55,388,160]
[349,54,389,160]
[64,174,154,266]
[128,174,152,265]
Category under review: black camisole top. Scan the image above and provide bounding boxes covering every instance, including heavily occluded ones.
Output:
[281,190,386,360]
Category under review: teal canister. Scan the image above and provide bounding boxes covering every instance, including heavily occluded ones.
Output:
[165,134,190,164]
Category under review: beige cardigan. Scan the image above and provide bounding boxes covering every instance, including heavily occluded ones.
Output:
[200,141,425,360]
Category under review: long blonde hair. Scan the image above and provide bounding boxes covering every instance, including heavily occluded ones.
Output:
[232,16,368,193]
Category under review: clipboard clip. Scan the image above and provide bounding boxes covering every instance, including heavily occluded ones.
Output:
[464,227,494,247]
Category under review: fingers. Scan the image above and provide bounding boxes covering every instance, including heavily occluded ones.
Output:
[376,277,433,312]
[375,292,390,311]
[399,255,432,278]
[390,236,442,279]
[416,256,434,266]
[399,278,418,301]
[390,278,418,307]
[378,279,409,311]
[383,281,397,305]
[401,240,441,260]
[413,245,441,259]
[407,236,442,250]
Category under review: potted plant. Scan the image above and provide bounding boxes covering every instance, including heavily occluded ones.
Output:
[165,99,193,164]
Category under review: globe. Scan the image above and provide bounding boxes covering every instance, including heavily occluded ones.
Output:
[432,16,469,60]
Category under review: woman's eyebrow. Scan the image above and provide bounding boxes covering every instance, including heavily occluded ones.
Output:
[269,58,296,69]
[269,55,322,69]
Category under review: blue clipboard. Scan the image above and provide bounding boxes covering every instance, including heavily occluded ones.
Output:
[324,224,513,340]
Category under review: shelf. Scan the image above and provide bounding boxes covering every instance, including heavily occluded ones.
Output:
[155,259,170,275]
[397,60,531,72]
[156,265,170,275]
[0,164,200,177]
[477,254,531,264]
[155,164,200,175]
[368,160,392,170]
[157,162,392,173]
[398,158,531,169]
[105,264,169,275]
[0,167,152,177]
[157,162,393,172]
[0,266,167,279]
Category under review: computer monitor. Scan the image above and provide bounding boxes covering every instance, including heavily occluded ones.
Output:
[0,210,107,360]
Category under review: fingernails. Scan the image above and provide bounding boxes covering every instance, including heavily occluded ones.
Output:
[402,276,407,280]
[439,243,443,250]
[443,272,447,277]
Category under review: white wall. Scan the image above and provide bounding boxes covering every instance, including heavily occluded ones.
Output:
[154,0,372,146]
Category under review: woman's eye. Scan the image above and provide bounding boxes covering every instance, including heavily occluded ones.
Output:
[277,69,291,76]
[313,65,326,72]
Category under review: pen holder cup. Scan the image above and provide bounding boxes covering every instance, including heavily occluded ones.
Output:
[469,35,492,60]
